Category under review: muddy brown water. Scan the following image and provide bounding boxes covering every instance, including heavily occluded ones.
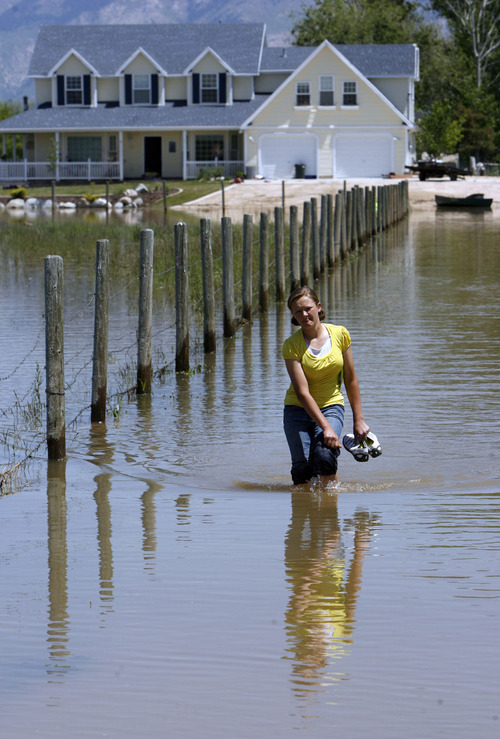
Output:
[1,206,499,738]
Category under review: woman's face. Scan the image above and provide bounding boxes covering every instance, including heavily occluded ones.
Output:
[290,295,321,329]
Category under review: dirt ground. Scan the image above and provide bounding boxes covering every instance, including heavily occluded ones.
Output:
[172,174,500,220]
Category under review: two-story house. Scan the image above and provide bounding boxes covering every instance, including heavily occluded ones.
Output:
[0,23,419,183]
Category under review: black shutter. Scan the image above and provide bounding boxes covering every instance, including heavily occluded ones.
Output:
[192,73,200,104]
[125,74,132,105]
[57,75,65,106]
[151,74,159,105]
[219,73,227,104]
[83,75,91,105]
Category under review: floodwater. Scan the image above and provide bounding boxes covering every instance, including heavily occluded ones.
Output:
[1,205,500,738]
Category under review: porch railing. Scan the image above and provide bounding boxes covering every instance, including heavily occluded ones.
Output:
[0,160,121,183]
[185,160,244,179]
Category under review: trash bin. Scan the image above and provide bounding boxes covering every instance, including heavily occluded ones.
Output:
[246,166,256,179]
[294,163,306,179]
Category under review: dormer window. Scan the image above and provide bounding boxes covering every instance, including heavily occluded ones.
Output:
[192,72,227,105]
[201,74,218,103]
[57,74,91,106]
[124,74,159,105]
[66,76,83,105]
[133,74,150,104]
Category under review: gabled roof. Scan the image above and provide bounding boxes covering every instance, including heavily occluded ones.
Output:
[184,47,236,76]
[243,40,415,128]
[47,48,100,78]
[29,24,266,78]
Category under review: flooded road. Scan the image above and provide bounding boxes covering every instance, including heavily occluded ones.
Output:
[1,206,499,738]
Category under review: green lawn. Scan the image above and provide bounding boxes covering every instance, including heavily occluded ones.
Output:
[7,179,222,207]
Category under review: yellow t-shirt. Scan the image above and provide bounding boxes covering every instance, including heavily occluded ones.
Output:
[282,323,351,408]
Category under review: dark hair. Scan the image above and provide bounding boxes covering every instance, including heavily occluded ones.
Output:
[287,286,326,325]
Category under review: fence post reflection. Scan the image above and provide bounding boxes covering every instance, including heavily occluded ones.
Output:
[46,459,70,677]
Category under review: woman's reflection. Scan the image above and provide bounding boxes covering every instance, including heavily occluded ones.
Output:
[284,490,378,698]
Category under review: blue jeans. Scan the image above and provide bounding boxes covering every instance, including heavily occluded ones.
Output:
[283,404,345,484]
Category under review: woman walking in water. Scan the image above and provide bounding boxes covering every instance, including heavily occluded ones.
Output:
[282,286,379,487]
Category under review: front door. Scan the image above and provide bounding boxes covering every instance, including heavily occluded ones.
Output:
[144,136,162,177]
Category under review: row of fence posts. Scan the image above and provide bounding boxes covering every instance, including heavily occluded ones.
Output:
[44,180,409,459]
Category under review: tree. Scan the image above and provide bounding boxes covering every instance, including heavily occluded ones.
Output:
[416,101,464,158]
[431,0,500,89]
[292,0,427,45]
[0,100,23,159]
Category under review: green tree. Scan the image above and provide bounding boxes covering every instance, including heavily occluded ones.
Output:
[0,100,23,160]
[292,0,426,45]
[416,101,464,158]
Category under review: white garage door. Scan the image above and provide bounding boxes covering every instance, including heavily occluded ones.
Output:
[259,134,317,179]
[334,134,393,178]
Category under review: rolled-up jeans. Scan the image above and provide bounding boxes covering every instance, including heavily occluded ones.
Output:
[283,404,344,484]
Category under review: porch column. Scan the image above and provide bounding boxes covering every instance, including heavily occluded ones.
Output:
[119,131,124,180]
[2,134,5,157]
[182,130,187,180]
[55,132,60,180]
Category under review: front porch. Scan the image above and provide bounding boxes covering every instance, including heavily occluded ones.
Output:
[0,159,122,185]
[0,158,246,184]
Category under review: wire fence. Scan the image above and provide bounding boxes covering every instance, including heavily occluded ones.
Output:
[0,180,409,491]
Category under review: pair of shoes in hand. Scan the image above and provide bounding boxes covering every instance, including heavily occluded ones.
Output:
[342,432,382,462]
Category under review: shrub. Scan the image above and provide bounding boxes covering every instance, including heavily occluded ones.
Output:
[9,187,27,200]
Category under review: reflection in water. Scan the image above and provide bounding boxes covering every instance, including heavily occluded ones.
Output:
[46,459,70,679]
[284,491,378,702]
[88,424,115,613]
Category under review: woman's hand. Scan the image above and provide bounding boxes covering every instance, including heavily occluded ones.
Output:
[322,421,342,449]
[353,418,370,443]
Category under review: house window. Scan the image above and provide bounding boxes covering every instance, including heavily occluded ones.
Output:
[296,82,311,106]
[201,74,218,103]
[195,135,224,161]
[67,136,102,162]
[343,81,357,106]
[133,74,150,104]
[168,140,177,154]
[319,75,334,106]
[66,76,83,105]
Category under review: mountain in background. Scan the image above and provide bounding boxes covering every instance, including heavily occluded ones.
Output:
[0,0,304,101]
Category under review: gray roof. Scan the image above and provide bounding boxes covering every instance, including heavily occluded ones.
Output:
[338,44,418,78]
[0,97,270,133]
[261,43,418,78]
[29,23,267,77]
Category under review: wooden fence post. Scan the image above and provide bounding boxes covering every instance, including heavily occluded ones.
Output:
[289,204,300,290]
[326,193,334,268]
[137,228,154,394]
[200,218,216,353]
[44,255,65,460]
[311,197,320,280]
[242,213,253,321]
[259,211,269,312]
[222,216,236,337]
[174,222,189,372]
[91,239,110,421]
[320,194,327,273]
[274,206,286,301]
[301,200,311,286]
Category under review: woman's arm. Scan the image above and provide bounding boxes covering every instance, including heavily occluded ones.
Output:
[342,346,369,441]
[284,358,341,448]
